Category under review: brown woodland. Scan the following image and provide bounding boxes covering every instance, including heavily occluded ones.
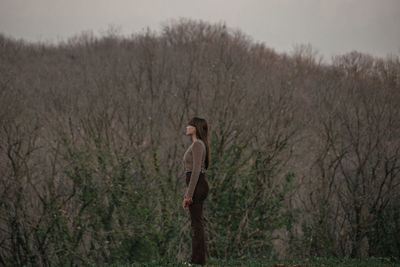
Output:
[0,19,399,265]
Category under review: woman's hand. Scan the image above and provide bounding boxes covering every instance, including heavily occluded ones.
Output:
[182,197,193,210]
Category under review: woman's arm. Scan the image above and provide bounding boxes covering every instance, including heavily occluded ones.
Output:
[185,141,204,198]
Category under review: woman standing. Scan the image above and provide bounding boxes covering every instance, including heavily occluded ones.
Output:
[182,117,210,266]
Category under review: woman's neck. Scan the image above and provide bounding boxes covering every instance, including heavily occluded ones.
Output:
[192,135,198,142]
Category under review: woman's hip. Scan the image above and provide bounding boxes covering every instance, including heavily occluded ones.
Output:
[185,172,209,199]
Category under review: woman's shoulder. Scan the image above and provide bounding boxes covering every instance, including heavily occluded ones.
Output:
[193,139,205,144]
[193,139,206,149]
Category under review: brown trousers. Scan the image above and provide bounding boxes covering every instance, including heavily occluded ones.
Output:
[185,172,209,265]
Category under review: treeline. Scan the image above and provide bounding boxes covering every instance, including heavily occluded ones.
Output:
[0,19,399,265]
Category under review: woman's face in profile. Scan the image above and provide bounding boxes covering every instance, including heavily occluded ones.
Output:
[186,125,196,136]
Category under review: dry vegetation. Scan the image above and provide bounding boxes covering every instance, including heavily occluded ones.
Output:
[0,19,399,265]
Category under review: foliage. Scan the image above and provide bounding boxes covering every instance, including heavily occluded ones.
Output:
[0,19,399,265]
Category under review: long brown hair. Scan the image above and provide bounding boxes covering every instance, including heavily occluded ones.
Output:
[188,117,210,169]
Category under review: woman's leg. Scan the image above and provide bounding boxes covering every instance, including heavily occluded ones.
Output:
[186,173,209,265]
[189,201,206,265]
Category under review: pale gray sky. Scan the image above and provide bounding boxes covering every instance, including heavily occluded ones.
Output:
[1,0,399,61]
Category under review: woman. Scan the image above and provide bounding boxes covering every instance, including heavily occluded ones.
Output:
[182,117,210,266]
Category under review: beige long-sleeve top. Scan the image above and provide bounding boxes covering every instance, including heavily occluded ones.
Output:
[183,139,206,198]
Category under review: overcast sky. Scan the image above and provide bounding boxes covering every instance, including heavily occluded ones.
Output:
[1,0,399,61]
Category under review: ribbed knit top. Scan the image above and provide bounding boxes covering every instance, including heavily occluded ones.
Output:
[183,139,206,198]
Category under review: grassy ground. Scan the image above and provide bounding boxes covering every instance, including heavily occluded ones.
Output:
[108,257,400,267]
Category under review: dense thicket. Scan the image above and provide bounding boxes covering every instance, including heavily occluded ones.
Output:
[0,19,399,265]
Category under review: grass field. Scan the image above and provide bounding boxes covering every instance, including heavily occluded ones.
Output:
[108,257,400,267]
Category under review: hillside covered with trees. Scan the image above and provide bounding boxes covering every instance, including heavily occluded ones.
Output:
[0,19,399,265]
